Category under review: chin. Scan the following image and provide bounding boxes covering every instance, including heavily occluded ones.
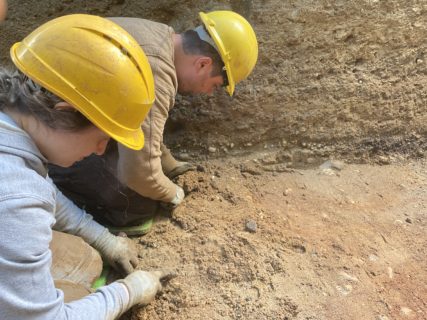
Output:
[178,90,191,96]
[48,159,75,168]
[177,85,194,96]
[52,162,73,168]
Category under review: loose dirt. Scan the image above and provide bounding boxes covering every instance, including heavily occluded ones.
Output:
[121,155,427,320]
[1,0,426,319]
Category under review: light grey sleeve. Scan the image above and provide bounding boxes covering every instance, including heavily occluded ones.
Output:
[0,194,131,320]
[49,176,106,245]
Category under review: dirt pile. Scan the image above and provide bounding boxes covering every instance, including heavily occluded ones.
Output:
[125,156,427,320]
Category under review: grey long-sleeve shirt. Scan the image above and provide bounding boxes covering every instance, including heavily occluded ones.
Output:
[0,112,130,319]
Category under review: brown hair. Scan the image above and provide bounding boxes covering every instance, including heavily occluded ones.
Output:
[0,67,92,130]
[181,29,224,78]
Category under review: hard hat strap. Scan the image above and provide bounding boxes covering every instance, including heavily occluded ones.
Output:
[193,25,220,56]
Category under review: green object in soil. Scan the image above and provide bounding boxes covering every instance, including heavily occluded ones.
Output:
[92,264,110,290]
[108,217,154,236]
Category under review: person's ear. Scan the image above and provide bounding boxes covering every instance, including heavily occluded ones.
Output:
[195,56,213,74]
[54,101,76,112]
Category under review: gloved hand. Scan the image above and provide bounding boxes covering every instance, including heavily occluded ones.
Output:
[92,230,138,276]
[170,185,185,206]
[119,270,171,306]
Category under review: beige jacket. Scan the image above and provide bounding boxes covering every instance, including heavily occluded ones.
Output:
[109,18,178,202]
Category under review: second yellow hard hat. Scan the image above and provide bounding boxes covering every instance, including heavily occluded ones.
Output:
[199,10,258,96]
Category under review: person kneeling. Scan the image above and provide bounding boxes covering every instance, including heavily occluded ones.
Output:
[0,14,170,320]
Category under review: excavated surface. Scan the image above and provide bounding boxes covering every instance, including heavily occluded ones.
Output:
[1,1,426,319]
[125,157,427,320]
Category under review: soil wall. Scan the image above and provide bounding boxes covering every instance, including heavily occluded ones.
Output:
[1,0,426,163]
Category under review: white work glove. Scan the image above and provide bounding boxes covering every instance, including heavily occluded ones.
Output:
[170,185,185,206]
[119,270,170,306]
[92,230,138,276]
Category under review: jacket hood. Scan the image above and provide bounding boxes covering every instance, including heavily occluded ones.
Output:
[0,112,48,177]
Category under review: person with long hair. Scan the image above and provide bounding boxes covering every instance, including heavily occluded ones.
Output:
[0,14,169,320]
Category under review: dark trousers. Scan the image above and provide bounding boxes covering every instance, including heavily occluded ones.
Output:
[49,141,158,227]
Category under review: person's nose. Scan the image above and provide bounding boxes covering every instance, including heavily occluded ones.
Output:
[209,84,224,96]
[207,85,219,96]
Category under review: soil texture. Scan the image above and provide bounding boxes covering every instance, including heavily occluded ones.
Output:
[123,156,427,320]
[1,1,426,319]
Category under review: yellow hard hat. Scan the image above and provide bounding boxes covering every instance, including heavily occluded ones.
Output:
[199,10,258,96]
[10,14,155,150]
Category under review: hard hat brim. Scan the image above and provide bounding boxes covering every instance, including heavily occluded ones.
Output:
[199,12,235,96]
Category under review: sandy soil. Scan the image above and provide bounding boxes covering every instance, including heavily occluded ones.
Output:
[118,155,427,320]
[1,1,426,319]
[2,0,427,160]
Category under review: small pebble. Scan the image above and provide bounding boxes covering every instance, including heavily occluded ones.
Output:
[178,153,191,161]
[245,220,257,233]
[400,307,414,317]
[319,160,345,171]
[387,267,393,279]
